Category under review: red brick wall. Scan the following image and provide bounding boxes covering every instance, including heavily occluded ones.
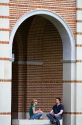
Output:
[10,0,76,36]
[10,0,76,116]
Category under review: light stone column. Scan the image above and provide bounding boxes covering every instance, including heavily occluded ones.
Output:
[76,0,82,125]
[0,0,11,125]
[63,60,76,125]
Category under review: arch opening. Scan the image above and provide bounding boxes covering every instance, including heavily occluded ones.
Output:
[10,10,75,121]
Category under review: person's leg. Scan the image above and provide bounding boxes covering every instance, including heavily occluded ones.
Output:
[53,115,62,125]
[31,113,42,119]
[47,113,56,124]
[36,113,43,119]
[31,114,36,119]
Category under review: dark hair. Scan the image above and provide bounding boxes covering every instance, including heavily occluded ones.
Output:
[56,97,61,102]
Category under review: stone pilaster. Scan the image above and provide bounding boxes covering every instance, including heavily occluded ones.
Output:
[0,0,11,125]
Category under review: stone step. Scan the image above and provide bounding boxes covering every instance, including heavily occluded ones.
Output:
[12,119,63,125]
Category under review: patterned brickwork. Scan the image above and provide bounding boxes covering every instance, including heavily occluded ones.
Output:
[10,0,76,36]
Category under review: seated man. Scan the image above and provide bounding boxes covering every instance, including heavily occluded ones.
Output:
[47,97,64,125]
[29,99,43,119]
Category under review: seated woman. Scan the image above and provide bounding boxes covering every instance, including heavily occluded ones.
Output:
[29,99,43,119]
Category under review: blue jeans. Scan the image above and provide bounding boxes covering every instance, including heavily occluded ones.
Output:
[47,113,62,125]
[31,113,43,119]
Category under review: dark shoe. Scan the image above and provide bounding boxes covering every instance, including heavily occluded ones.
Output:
[50,120,56,124]
[50,121,54,124]
[53,120,56,125]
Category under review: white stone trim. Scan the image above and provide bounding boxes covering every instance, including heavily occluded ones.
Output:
[63,83,76,112]
[4,61,12,79]
[77,22,82,32]
[77,10,82,20]
[0,19,9,29]
[76,35,82,44]
[77,0,82,8]
[0,31,9,41]
[76,1,82,119]
[0,84,11,112]
[15,60,43,65]
[0,63,11,78]
[63,62,76,81]
[0,0,9,3]
[0,61,11,79]
[77,47,82,60]
[0,115,11,125]
[0,44,10,57]
[63,114,76,125]
[75,83,82,112]
[76,115,82,125]
[0,61,4,79]
[12,119,63,125]
[0,6,9,16]
[76,63,82,80]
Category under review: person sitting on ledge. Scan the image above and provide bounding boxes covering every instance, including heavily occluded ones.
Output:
[47,97,64,125]
[29,99,43,119]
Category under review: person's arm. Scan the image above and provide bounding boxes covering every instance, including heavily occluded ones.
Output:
[55,109,63,116]
[32,106,37,114]
[50,110,54,114]
[32,107,43,114]
[55,104,64,116]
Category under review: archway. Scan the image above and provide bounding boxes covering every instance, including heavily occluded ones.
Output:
[10,10,75,125]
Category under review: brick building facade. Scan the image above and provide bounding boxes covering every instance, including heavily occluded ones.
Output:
[0,0,82,125]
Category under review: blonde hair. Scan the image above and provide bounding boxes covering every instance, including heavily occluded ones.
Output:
[31,99,37,105]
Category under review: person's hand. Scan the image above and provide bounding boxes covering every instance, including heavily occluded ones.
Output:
[50,112,54,115]
[39,108,41,111]
[54,114,58,116]
[38,108,43,113]
[40,110,43,113]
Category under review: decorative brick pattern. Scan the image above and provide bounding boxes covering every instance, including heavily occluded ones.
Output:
[10,0,76,36]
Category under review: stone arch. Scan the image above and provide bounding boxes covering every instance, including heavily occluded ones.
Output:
[10,10,76,125]
[10,10,75,60]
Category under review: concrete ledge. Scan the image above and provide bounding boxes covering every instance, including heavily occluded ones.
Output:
[12,119,63,125]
